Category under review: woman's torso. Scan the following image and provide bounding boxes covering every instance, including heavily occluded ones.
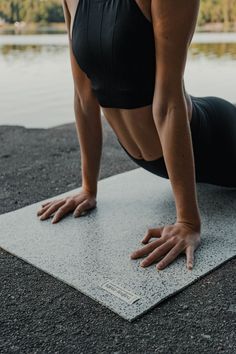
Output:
[69,0,193,161]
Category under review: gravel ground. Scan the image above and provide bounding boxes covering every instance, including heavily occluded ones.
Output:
[0,118,235,354]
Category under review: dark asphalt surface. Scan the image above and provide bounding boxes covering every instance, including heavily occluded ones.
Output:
[0,119,235,354]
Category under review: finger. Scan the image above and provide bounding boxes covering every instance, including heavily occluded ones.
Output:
[39,201,65,220]
[140,239,175,267]
[52,202,74,224]
[37,203,53,216]
[156,242,185,270]
[41,201,53,207]
[130,238,165,260]
[186,246,194,270]
[141,226,164,244]
[73,200,92,217]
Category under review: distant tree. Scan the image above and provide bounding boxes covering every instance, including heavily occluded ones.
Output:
[0,0,235,25]
[0,0,64,23]
[198,0,236,27]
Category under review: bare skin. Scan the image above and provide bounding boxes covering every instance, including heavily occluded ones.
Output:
[37,0,201,270]
[66,0,193,161]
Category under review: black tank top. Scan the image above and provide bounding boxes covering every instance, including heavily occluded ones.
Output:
[72,0,156,109]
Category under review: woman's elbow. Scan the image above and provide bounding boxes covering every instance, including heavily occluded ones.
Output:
[152,100,179,127]
[74,87,100,118]
[152,92,186,127]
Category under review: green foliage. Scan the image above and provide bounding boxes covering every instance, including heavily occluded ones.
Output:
[0,0,235,25]
[199,0,236,26]
[0,0,64,23]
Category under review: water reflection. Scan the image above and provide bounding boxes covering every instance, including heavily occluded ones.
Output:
[0,34,235,128]
[1,34,236,60]
[1,44,66,63]
[190,42,236,59]
[1,41,236,59]
[1,44,65,55]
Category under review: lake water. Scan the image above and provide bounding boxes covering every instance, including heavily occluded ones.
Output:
[1,32,236,128]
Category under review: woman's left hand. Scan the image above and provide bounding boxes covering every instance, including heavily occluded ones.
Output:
[130,222,201,270]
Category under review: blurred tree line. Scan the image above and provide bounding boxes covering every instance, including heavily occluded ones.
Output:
[0,0,64,23]
[199,0,236,29]
[0,0,236,27]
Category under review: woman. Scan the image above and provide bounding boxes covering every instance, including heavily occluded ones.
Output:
[37,0,236,271]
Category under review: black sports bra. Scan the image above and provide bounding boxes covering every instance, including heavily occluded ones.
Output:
[72,0,156,109]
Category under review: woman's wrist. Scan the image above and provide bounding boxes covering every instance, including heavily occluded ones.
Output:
[176,216,201,232]
[176,206,201,231]
[82,183,97,196]
[176,219,201,233]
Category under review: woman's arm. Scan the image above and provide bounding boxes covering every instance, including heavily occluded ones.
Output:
[151,0,201,228]
[130,3,201,269]
[62,0,102,196]
[37,1,102,223]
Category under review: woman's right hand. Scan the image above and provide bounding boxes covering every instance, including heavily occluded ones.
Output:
[37,189,97,224]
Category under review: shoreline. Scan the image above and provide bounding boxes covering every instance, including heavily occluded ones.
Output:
[1,21,236,35]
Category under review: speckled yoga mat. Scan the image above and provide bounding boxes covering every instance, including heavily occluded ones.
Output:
[0,168,235,321]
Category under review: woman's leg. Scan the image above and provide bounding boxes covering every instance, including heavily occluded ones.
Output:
[118,94,236,188]
[191,95,236,188]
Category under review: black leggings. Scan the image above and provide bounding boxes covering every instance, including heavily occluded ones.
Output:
[118,95,236,188]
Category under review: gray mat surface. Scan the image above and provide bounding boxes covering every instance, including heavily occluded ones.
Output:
[0,168,235,321]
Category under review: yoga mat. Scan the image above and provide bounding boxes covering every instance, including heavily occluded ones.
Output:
[0,168,235,321]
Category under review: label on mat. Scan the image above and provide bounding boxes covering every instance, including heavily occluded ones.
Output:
[100,281,140,305]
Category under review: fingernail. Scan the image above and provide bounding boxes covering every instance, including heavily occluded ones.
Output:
[140,261,146,267]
